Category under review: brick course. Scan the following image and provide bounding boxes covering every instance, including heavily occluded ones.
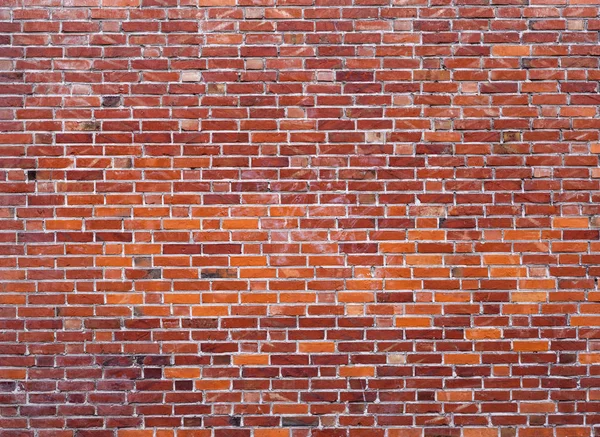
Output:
[1,0,600,436]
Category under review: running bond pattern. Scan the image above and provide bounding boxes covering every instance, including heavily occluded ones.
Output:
[1,0,600,436]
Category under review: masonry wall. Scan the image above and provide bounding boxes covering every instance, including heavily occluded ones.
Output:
[2,0,600,436]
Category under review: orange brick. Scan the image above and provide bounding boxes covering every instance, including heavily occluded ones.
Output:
[255,431,289,437]
[444,353,480,365]
[395,317,431,327]
[1,369,26,379]
[463,429,498,437]
[492,45,530,56]
[553,217,589,228]
[119,431,154,437]
[233,354,269,365]
[299,342,336,353]
[513,341,548,352]
[339,366,375,377]
[164,368,200,379]
[465,328,501,340]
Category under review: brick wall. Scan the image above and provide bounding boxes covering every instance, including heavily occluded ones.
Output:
[2,0,600,436]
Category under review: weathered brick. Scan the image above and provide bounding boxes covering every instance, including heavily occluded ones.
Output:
[1,1,600,436]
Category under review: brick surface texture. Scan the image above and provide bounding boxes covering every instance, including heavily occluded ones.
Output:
[2,0,600,436]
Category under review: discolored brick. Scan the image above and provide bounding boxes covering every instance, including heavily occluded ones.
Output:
[2,2,600,437]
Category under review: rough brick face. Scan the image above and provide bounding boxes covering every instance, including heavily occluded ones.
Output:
[1,0,600,435]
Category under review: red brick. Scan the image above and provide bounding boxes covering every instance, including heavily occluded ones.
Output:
[1,2,598,436]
